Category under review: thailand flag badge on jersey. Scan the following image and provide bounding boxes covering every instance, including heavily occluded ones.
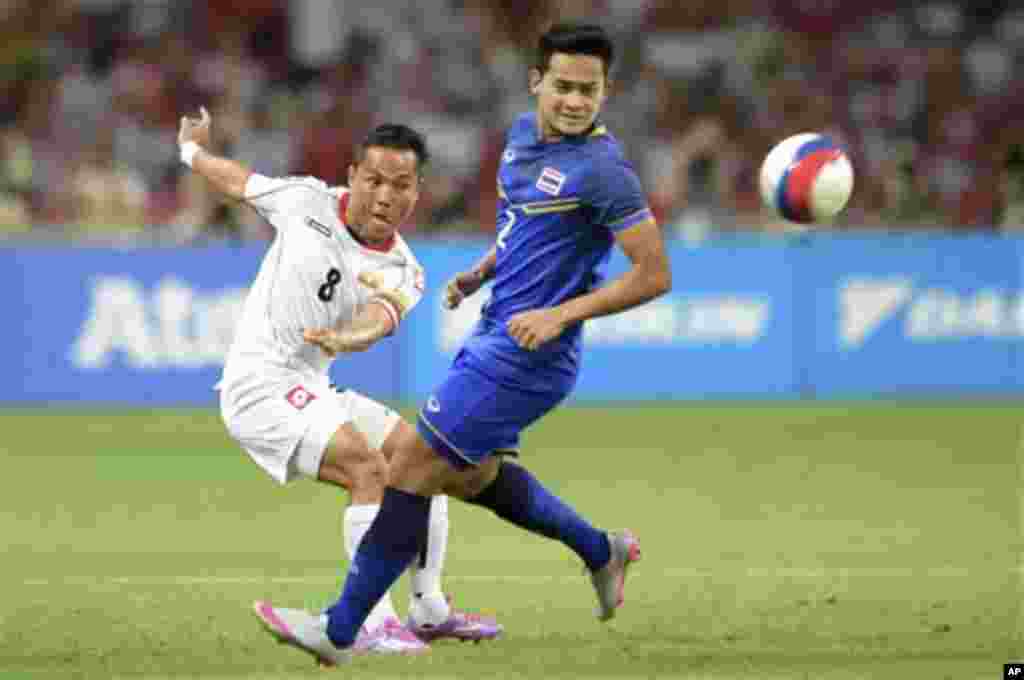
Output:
[536,167,566,196]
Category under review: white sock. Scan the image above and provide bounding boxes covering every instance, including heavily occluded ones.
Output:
[408,495,451,626]
[344,503,400,630]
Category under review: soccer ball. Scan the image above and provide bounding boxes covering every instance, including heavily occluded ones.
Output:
[759,133,854,224]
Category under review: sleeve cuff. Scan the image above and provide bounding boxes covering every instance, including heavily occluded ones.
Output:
[243,173,272,200]
[179,141,201,168]
[607,207,655,232]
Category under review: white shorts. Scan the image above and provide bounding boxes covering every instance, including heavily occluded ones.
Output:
[218,371,400,484]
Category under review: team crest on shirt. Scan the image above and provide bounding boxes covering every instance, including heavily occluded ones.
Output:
[503,149,516,163]
[536,167,566,196]
[285,385,317,410]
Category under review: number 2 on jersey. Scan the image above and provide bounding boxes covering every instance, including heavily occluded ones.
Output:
[318,267,341,302]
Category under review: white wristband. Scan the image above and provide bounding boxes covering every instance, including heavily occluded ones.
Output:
[179,141,202,168]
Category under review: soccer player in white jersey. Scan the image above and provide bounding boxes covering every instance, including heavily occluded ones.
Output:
[176,107,501,660]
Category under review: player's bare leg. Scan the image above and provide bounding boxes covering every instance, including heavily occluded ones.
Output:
[253,423,426,657]
[378,422,503,643]
[444,453,639,622]
[322,424,622,649]
[319,424,427,653]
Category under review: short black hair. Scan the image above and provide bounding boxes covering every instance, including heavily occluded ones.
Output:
[536,23,614,76]
[355,124,429,172]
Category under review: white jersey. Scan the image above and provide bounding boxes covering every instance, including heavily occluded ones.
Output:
[222,173,425,384]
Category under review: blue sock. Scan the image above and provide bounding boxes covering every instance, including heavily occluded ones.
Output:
[325,487,430,647]
[467,461,610,571]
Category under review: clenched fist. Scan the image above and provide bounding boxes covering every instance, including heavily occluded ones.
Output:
[444,270,486,310]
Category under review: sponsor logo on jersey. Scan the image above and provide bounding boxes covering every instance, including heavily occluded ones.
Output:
[536,167,566,196]
[304,216,332,238]
[285,385,317,410]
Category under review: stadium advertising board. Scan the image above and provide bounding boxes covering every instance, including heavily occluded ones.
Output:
[803,235,1023,396]
[3,235,1023,404]
[8,246,399,404]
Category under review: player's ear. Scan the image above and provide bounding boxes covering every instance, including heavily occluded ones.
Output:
[528,68,543,94]
[347,163,357,187]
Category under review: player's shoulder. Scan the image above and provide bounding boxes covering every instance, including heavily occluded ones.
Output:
[556,126,629,195]
[388,232,419,264]
[286,174,336,195]
[507,112,537,146]
[580,123,626,161]
[256,174,337,199]
[392,234,426,287]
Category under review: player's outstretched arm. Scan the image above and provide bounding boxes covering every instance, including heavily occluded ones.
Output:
[177,107,252,200]
[559,218,671,324]
[303,302,395,357]
[444,246,496,310]
[506,218,671,351]
[303,271,411,357]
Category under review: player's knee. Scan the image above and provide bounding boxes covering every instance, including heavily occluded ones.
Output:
[318,429,389,498]
[387,428,452,495]
[344,449,388,496]
[380,418,415,463]
[445,457,501,499]
[362,454,389,492]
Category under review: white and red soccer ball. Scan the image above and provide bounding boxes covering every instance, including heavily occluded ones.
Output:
[759,133,854,224]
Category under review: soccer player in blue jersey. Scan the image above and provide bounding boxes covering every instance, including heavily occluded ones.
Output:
[258,22,672,665]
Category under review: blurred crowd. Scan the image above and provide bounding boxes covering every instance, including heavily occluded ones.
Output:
[1,0,1023,243]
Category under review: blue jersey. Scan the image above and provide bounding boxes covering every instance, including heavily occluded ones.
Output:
[462,112,653,390]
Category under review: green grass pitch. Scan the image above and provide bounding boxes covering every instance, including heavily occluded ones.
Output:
[0,403,1021,679]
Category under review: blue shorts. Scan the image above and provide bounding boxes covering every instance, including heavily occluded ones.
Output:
[416,351,569,469]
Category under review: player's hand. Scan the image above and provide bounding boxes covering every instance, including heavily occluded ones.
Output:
[358,270,411,318]
[444,270,485,310]
[178,106,212,148]
[303,328,374,357]
[506,307,569,351]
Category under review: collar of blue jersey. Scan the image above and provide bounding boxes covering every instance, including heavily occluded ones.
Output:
[529,111,608,144]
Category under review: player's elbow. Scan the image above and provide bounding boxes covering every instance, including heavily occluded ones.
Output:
[226,182,248,201]
[223,175,251,202]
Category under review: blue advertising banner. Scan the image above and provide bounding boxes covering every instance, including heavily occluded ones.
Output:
[10,245,399,405]
[577,242,799,399]
[0,248,26,400]
[802,235,1023,396]
[4,235,1024,404]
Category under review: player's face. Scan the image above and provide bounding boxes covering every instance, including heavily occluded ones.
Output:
[347,147,420,243]
[530,52,608,140]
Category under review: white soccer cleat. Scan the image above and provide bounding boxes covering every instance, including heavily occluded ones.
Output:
[590,530,641,621]
[252,601,350,667]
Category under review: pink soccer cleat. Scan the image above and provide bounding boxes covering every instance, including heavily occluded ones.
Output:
[589,529,641,621]
[407,597,504,643]
[353,617,430,655]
